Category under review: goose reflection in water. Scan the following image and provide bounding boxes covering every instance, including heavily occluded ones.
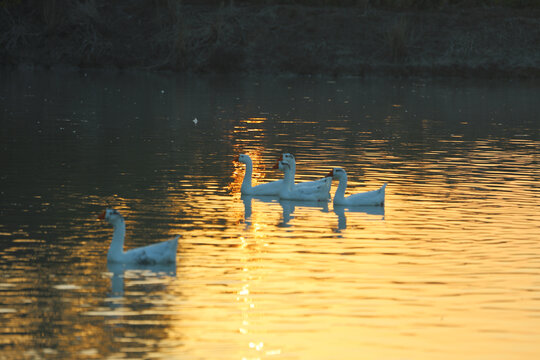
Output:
[106,262,176,299]
[333,205,385,231]
[240,193,384,230]
[278,199,329,227]
[240,195,329,228]
[241,194,277,229]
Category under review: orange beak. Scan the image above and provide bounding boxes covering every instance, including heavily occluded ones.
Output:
[326,170,334,178]
[234,155,239,162]
[98,210,106,220]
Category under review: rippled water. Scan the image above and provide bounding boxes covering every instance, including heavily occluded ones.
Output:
[1,70,539,359]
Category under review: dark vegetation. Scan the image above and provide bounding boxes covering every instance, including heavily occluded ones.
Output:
[1,0,540,77]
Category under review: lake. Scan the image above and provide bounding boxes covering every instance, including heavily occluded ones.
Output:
[1,69,539,359]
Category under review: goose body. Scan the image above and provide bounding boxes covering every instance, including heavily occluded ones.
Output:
[328,168,386,206]
[277,160,331,201]
[237,154,284,196]
[98,209,179,265]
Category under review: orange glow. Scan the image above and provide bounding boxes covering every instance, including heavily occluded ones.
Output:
[226,148,280,196]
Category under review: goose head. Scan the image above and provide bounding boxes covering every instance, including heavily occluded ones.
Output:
[236,154,252,164]
[98,208,124,225]
[281,153,296,165]
[273,160,291,173]
[326,167,347,180]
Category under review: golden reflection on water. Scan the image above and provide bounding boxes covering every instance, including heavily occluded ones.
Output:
[2,135,539,359]
[203,135,539,359]
[226,116,284,195]
[227,149,263,195]
[124,131,536,360]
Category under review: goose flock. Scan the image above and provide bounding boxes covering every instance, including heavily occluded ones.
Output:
[98,153,386,265]
[238,153,386,206]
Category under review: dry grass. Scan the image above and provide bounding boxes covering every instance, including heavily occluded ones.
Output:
[1,22,30,50]
[385,16,411,62]
[42,0,60,30]
[0,5,32,51]
[1,1,539,76]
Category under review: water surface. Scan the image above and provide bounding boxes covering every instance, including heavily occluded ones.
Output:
[1,70,539,359]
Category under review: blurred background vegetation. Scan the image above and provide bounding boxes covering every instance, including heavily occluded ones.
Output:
[1,0,539,76]
[2,0,538,6]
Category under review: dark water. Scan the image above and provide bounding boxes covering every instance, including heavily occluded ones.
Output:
[1,69,539,359]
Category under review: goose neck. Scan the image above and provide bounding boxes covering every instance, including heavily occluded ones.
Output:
[282,166,295,190]
[334,175,348,202]
[108,218,126,260]
[241,161,253,192]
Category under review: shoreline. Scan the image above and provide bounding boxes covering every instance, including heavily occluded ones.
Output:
[2,3,539,78]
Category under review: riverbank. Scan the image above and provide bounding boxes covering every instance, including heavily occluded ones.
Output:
[1,2,539,77]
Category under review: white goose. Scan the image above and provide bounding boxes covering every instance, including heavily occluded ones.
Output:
[236,154,284,196]
[327,168,386,206]
[276,160,331,201]
[98,209,179,264]
[278,153,332,192]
